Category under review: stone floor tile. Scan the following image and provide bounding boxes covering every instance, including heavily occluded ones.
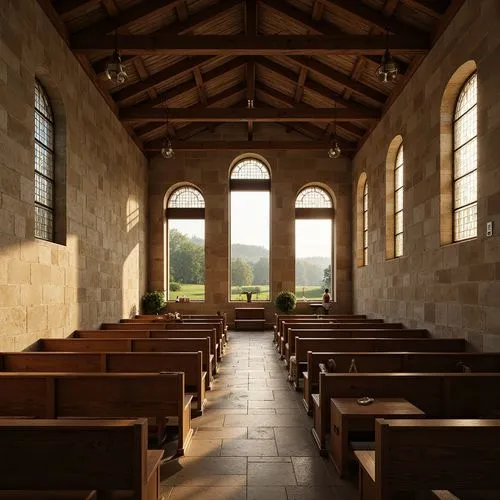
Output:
[247,486,287,500]
[185,439,222,456]
[192,415,225,428]
[159,485,173,500]
[221,438,278,456]
[248,427,275,439]
[274,428,318,456]
[224,414,309,427]
[247,408,277,415]
[291,457,340,485]
[285,486,347,500]
[247,457,291,462]
[247,462,297,486]
[169,486,246,500]
[194,427,248,440]
[248,400,300,409]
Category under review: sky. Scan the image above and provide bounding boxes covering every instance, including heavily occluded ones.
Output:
[170,192,332,258]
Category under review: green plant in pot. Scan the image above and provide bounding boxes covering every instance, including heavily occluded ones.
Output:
[141,291,166,314]
[275,291,296,313]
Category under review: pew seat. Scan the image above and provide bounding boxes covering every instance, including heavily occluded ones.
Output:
[0,419,162,500]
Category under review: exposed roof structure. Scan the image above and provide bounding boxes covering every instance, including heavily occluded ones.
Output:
[41,0,465,154]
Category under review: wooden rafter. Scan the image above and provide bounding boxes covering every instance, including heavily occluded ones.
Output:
[144,140,354,151]
[193,67,208,105]
[383,0,401,16]
[71,34,430,56]
[256,82,365,139]
[52,0,100,18]
[400,0,447,19]
[255,57,380,115]
[120,107,379,123]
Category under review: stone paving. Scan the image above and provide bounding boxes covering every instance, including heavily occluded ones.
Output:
[160,331,358,500]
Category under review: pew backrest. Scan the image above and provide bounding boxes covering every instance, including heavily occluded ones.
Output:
[0,418,149,496]
[375,418,500,499]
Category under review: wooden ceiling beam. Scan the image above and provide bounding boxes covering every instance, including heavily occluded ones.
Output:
[319,0,429,39]
[71,34,430,56]
[112,55,215,103]
[255,57,380,115]
[294,67,308,103]
[311,1,324,21]
[256,82,365,138]
[73,0,183,39]
[121,107,379,123]
[289,55,387,104]
[124,57,245,111]
[176,1,189,22]
[134,82,246,138]
[52,0,100,18]
[91,0,242,74]
[193,67,208,106]
[144,140,353,151]
[383,0,401,16]
[400,0,446,19]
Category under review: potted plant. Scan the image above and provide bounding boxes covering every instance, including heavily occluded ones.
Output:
[274,291,296,313]
[141,290,166,314]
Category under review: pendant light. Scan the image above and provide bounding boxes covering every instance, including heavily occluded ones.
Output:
[376,32,399,83]
[105,31,128,84]
[328,101,341,159]
[161,107,175,159]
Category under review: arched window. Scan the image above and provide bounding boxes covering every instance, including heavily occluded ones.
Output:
[165,185,205,301]
[34,80,56,241]
[453,73,477,241]
[229,156,271,301]
[363,182,368,265]
[394,144,404,257]
[295,185,334,301]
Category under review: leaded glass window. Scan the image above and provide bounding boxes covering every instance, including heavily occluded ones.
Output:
[295,187,333,208]
[363,181,368,266]
[453,73,477,241]
[394,144,404,257]
[167,186,205,208]
[230,158,270,179]
[34,80,55,241]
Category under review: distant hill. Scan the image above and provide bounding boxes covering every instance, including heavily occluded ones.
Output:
[231,243,269,262]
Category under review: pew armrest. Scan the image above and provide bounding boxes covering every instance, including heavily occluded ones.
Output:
[147,450,164,483]
[312,394,320,409]
[354,450,376,482]
[432,492,460,500]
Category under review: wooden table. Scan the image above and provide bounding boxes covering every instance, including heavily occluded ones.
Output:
[330,397,425,477]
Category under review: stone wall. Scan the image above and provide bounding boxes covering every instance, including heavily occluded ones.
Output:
[149,124,352,325]
[0,0,148,350]
[352,0,500,351]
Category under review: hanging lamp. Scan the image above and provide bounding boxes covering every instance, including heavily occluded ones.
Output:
[376,32,399,83]
[161,107,175,159]
[105,31,128,84]
[328,101,341,159]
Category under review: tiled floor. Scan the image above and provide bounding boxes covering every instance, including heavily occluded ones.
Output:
[160,331,358,500]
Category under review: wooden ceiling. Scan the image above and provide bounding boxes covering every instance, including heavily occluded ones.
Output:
[40,0,464,154]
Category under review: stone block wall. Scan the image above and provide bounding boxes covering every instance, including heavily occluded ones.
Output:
[352,0,500,350]
[0,0,148,350]
[149,124,352,325]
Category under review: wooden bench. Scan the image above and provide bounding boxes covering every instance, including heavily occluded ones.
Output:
[276,318,381,352]
[302,351,500,412]
[0,372,193,455]
[0,418,162,500]
[25,337,213,390]
[105,322,223,361]
[286,328,429,368]
[234,307,266,330]
[311,372,500,455]
[355,418,500,500]
[0,351,207,416]
[280,321,404,358]
[72,329,219,373]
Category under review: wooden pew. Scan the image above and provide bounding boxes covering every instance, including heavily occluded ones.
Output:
[0,372,193,455]
[303,351,500,412]
[72,329,219,373]
[25,338,213,390]
[0,351,207,416]
[103,322,223,361]
[286,328,429,367]
[355,418,500,500]
[312,372,500,455]
[280,321,405,358]
[0,418,162,500]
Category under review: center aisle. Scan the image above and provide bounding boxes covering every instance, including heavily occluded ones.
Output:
[160,331,357,500]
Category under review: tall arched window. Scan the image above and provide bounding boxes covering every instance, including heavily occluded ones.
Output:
[230,156,271,301]
[166,185,205,301]
[295,186,334,301]
[394,144,404,257]
[363,181,368,265]
[34,80,55,241]
[453,73,477,241]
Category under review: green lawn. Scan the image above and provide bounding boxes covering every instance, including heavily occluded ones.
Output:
[168,283,324,301]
